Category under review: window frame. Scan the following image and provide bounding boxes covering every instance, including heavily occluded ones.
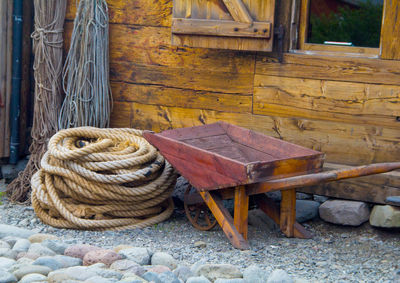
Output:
[296,0,382,58]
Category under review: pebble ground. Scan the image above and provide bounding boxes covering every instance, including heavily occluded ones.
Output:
[0,179,399,282]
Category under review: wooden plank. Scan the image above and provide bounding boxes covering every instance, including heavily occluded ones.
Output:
[64,22,256,75]
[253,75,400,128]
[159,123,226,140]
[109,102,132,128]
[380,0,400,60]
[3,0,12,157]
[256,53,400,85]
[233,185,249,240]
[172,18,271,38]
[222,0,253,23]
[109,62,254,95]
[122,102,400,166]
[66,0,173,27]
[280,189,296,237]
[298,163,400,206]
[200,191,249,249]
[0,0,8,158]
[111,83,252,114]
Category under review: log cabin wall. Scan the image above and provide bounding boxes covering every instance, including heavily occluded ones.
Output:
[64,1,400,202]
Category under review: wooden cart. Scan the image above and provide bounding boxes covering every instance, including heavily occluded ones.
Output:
[144,122,400,249]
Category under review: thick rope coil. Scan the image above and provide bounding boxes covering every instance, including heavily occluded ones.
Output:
[31,127,177,230]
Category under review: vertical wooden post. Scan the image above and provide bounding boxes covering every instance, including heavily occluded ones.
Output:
[199,191,249,250]
[280,188,296,237]
[233,185,249,240]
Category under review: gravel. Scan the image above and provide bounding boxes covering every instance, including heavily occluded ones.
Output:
[0,179,399,282]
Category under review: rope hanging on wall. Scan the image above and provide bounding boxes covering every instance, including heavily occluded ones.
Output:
[31,127,177,230]
[59,0,112,129]
[7,0,67,202]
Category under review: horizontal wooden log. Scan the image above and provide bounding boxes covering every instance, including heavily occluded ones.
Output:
[65,0,172,27]
[109,62,254,95]
[111,82,252,113]
[112,102,400,166]
[253,75,400,129]
[298,163,400,205]
[172,19,271,38]
[256,53,400,85]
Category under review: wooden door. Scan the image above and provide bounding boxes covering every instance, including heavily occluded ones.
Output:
[172,0,276,51]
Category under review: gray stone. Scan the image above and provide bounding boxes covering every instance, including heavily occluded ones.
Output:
[19,273,47,283]
[27,243,56,257]
[0,248,17,260]
[0,257,16,269]
[158,271,180,283]
[172,177,190,204]
[370,205,400,227]
[12,239,31,253]
[53,255,83,268]
[296,200,320,223]
[143,271,162,283]
[110,259,145,276]
[151,252,177,270]
[193,241,207,249]
[118,280,144,283]
[190,259,207,274]
[0,225,34,239]
[0,240,11,249]
[186,276,211,283]
[28,233,59,243]
[1,159,28,183]
[84,275,118,283]
[40,239,69,255]
[195,264,242,282]
[248,209,279,231]
[319,200,370,226]
[296,193,312,200]
[48,266,98,281]
[173,266,194,282]
[267,269,293,283]
[215,279,245,283]
[243,265,269,283]
[33,256,64,270]
[1,236,20,247]
[88,265,123,280]
[0,268,17,283]
[12,264,52,280]
[265,191,281,202]
[120,273,148,282]
[119,248,151,265]
[313,195,329,203]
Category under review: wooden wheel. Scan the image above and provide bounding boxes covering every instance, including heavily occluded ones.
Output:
[184,186,217,231]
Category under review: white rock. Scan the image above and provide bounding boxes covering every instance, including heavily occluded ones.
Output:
[118,247,150,265]
[195,264,242,282]
[0,268,17,283]
[19,273,48,283]
[0,240,11,249]
[12,239,31,253]
[0,257,16,269]
[12,264,52,280]
[151,252,177,270]
[243,265,269,283]
[27,243,56,257]
[187,276,212,283]
[267,269,293,283]
[319,200,370,226]
[370,205,400,227]
[0,225,34,239]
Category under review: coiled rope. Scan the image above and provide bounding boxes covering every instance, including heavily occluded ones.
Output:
[31,127,177,230]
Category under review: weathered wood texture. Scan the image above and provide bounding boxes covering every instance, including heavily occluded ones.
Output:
[0,0,12,159]
[64,1,400,196]
[380,0,400,60]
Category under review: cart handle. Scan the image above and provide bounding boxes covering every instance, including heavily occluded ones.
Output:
[247,162,400,196]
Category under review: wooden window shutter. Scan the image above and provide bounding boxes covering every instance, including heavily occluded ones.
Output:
[172,0,276,52]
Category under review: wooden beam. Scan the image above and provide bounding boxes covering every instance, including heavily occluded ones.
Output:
[280,189,296,237]
[199,191,249,250]
[172,19,271,38]
[222,0,253,23]
[233,186,249,240]
[380,0,400,60]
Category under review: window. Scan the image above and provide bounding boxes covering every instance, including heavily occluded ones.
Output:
[298,0,384,57]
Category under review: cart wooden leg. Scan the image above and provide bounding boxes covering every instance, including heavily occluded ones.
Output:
[199,191,250,250]
[234,186,249,240]
[280,189,296,237]
[255,193,313,239]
